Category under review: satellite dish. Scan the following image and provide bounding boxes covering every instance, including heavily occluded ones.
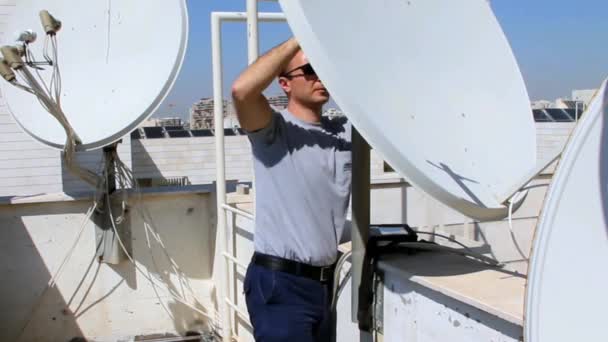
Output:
[278,0,536,220]
[0,0,188,150]
[525,79,607,342]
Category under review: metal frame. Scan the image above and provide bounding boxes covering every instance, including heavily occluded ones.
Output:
[211,6,285,341]
[351,128,373,332]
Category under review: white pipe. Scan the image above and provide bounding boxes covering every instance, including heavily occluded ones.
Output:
[247,0,260,64]
[223,251,249,270]
[225,297,251,324]
[211,13,230,342]
[222,203,255,220]
[212,11,286,23]
[212,11,286,341]
[246,1,260,209]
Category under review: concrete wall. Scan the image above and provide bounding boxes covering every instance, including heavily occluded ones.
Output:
[1,121,576,198]
[131,136,252,186]
[535,122,576,173]
[382,269,522,342]
[0,190,218,341]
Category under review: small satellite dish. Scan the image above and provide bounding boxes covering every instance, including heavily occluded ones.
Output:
[278,0,536,220]
[0,0,188,150]
[525,80,607,341]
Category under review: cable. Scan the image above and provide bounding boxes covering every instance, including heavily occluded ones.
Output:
[507,189,532,260]
[103,167,219,324]
[390,242,501,266]
[331,250,352,310]
[49,204,97,287]
[111,153,211,311]
[14,204,97,341]
[13,39,97,187]
[414,231,476,253]
[6,30,221,337]
[330,230,501,313]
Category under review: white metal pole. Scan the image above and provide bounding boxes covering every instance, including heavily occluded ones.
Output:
[246,0,260,64]
[216,12,285,23]
[246,0,260,207]
[211,12,231,342]
[212,11,286,341]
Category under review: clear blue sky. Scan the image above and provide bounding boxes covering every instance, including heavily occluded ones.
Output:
[156,0,607,120]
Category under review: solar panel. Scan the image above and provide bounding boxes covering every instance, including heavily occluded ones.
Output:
[544,109,573,122]
[533,109,552,122]
[224,128,236,136]
[237,128,246,135]
[167,129,191,138]
[143,126,165,138]
[564,108,583,120]
[130,129,142,139]
[164,125,183,130]
[190,129,213,137]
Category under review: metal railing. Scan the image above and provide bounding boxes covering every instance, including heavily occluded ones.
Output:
[212,2,285,340]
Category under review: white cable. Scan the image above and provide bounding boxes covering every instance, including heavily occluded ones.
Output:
[330,228,502,313]
[507,190,528,236]
[331,250,352,310]
[49,203,97,287]
[103,169,219,323]
[14,203,97,341]
[105,191,218,321]
[506,189,532,260]
[12,81,37,94]
[112,155,210,309]
[413,231,475,253]
[15,38,97,187]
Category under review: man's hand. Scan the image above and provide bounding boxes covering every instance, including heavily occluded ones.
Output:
[231,38,300,132]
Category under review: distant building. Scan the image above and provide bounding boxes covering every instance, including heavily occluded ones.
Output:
[572,89,597,108]
[323,108,344,119]
[531,100,553,110]
[267,95,289,110]
[531,87,597,113]
[553,98,585,111]
[190,98,229,129]
[141,117,183,127]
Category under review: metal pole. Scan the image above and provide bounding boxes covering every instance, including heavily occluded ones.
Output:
[351,127,372,332]
[213,12,286,23]
[246,0,259,64]
[211,13,231,342]
[211,11,286,341]
[246,0,259,233]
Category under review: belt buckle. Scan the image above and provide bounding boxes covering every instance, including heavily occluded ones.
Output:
[319,267,330,282]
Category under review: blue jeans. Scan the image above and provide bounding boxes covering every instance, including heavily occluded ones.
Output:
[244,263,334,342]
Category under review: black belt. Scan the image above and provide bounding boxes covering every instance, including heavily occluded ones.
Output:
[252,252,334,283]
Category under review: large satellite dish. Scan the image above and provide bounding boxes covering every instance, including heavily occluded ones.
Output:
[278,0,536,220]
[0,0,188,150]
[525,80,607,342]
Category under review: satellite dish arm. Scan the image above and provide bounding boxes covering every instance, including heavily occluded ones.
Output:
[231,38,299,132]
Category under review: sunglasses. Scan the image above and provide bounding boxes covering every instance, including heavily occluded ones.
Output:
[281,63,317,79]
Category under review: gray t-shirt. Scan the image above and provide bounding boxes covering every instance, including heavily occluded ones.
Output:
[248,109,352,266]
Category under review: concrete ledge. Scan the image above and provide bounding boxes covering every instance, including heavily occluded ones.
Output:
[0,184,214,205]
[378,252,525,327]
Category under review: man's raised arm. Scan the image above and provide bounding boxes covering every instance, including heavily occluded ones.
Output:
[231,38,300,132]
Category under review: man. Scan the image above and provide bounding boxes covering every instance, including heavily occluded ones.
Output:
[231,37,352,341]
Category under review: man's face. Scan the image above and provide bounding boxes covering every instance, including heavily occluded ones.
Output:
[279,51,330,106]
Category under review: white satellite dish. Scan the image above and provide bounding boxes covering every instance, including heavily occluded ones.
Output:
[0,0,188,150]
[525,79,607,342]
[278,0,536,220]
